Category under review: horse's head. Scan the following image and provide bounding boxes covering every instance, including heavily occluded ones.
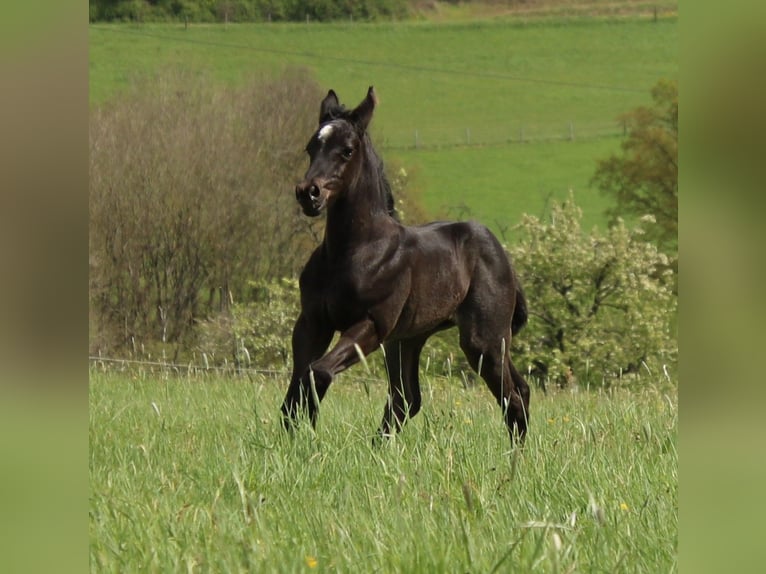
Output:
[295,87,377,217]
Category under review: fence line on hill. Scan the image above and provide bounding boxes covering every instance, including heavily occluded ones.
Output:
[377,119,626,151]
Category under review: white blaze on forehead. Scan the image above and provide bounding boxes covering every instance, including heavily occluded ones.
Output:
[317,122,338,142]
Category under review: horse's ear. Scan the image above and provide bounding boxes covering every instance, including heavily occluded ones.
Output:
[319,89,340,124]
[350,86,377,132]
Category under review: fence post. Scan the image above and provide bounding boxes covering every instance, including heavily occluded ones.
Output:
[519,125,525,143]
[569,121,574,141]
[414,129,419,149]
[465,127,471,145]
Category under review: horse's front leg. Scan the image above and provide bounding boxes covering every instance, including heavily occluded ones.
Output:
[281,312,334,430]
[293,318,381,427]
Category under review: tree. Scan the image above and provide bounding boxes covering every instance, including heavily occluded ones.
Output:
[592,79,678,255]
[509,194,677,386]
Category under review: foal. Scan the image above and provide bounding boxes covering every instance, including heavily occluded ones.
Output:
[281,87,530,444]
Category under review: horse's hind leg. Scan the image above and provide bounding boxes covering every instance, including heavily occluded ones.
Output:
[508,359,530,435]
[377,336,427,437]
[463,342,529,443]
[457,311,530,444]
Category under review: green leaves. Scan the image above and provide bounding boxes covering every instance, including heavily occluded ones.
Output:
[510,194,677,385]
[592,79,678,255]
[197,278,300,368]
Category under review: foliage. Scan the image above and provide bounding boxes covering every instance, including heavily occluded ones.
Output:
[509,194,677,385]
[89,0,410,22]
[90,370,678,572]
[196,278,300,368]
[387,164,430,226]
[592,79,678,255]
[89,68,323,354]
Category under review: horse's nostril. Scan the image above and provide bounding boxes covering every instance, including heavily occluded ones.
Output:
[309,185,321,199]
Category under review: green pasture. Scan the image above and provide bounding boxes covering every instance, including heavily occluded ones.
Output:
[89,13,678,569]
[390,137,622,233]
[89,15,677,231]
[89,369,677,572]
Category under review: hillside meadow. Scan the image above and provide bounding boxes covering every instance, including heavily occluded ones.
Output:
[89,14,677,231]
[89,12,678,570]
[90,367,677,572]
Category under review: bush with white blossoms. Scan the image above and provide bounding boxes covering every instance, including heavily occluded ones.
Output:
[197,278,300,369]
[509,194,677,386]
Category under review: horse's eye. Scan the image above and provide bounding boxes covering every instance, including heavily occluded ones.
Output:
[341,147,353,160]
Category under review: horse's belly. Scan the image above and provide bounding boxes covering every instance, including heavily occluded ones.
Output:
[392,277,464,337]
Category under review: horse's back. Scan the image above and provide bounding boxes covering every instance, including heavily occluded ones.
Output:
[410,219,525,334]
[404,218,512,292]
[410,220,511,275]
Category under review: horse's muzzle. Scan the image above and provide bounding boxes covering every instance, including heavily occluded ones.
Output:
[295,181,326,217]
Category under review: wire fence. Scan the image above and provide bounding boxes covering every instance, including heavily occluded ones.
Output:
[88,355,394,387]
[89,354,290,378]
[88,352,471,386]
[376,119,625,151]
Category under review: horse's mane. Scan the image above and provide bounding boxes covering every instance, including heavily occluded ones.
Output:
[320,105,399,221]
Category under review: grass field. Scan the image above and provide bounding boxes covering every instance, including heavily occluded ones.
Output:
[89,368,677,572]
[89,10,678,570]
[390,136,623,232]
[89,13,677,232]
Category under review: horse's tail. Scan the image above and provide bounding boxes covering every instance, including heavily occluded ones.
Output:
[511,275,528,336]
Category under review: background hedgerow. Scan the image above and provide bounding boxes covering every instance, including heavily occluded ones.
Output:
[509,193,677,386]
[89,68,323,356]
[197,277,300,369]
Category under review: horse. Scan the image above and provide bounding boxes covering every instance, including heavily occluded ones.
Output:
[281,87,530,445]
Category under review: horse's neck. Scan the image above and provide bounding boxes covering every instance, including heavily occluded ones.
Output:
[323,179,390,259]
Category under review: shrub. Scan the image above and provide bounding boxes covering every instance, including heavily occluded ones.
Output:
[509,194,677,386]
[196,278,300,369]
[89,68,323,355]
[89,0,410,22]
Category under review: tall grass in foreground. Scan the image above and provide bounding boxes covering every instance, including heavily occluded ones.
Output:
[89,369,677,572]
